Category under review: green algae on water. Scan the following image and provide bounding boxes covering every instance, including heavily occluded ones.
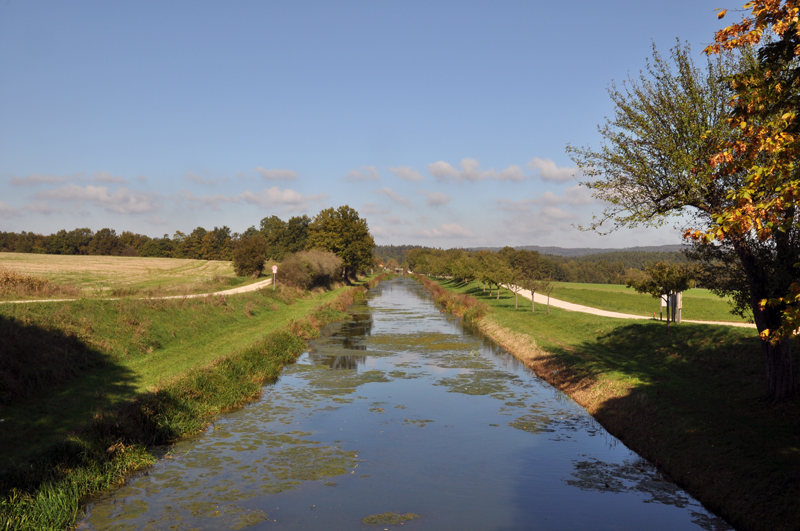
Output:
[362,512,420,525]
[403,418,434,427]
[508,413,555,434]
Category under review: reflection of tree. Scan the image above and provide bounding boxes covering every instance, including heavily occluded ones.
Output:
[308,353,366,370]
[330,311,372,351]
[565,458,732,531]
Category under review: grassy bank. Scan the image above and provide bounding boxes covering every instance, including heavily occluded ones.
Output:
[549,282,749,322]
[0,284,362,530]
[417,275,800,531]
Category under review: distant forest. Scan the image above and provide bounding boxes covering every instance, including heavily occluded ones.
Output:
[375,244,688,285]
[0,228,688,286]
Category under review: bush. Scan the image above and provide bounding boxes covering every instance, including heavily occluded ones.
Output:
[279,250,343,290]
[232,236,267,277]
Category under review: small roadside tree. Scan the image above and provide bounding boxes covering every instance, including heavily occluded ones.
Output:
[232,236,267,277]
[626,262,695,334]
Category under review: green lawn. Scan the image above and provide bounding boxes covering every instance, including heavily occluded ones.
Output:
[549,281,749,322]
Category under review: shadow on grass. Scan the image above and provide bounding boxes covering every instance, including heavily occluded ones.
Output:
[0,315,114,405]
[553,322,800,531]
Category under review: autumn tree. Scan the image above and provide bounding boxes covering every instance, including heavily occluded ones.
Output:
[568,40,799,399]
[307,206,374,281]
[702,3,800,399]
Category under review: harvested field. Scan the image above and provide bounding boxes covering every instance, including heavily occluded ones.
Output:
[0,253,260,298]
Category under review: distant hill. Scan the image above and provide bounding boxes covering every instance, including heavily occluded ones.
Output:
[471,244,686,257]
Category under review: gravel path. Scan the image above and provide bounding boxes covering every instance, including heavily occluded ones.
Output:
[0,277,273,305]
[510,286,756,329]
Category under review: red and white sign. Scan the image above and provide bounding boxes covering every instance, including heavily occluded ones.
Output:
[272,265,278,274]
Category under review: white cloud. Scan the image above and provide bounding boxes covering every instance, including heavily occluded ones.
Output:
[147,215,168,225]
[177,190,236,211]
[93,171,128,184]
[419,190,451,207]
[527,157,580,182]
[23,201,59,215]
[238,187,328,212]
[389,166,425,182]
[10,174,70,186]
[36,184,160,214]
[374,187,413,208]
[0,201,20,218]
[496,185,593,213]
[534,185,594,206]
[416,222,476,239]
[495,198,536,212]
[256,168,298,180]
[343,165,380,182]
[177,187,327,213]
[186,172,231,186]
[361,202,390,215]
[428,158,525,183]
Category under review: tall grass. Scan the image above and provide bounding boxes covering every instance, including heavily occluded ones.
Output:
[0,286,361,531]
[0,269,78,300]
[412,274,487,322]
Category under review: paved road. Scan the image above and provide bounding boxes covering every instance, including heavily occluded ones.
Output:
[509,285,756,329]
[0,277,273,305]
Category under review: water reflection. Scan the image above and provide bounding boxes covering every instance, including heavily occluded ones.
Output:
[79,278,732,531]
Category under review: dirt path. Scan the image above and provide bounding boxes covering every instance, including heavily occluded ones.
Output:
[0,278,273,305]
[510,285,756,329]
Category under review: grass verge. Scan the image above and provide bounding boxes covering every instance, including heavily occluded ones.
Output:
[415,275,800,531]
[0,285,362,530]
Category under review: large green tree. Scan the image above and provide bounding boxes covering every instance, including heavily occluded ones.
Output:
[567,41,798,399]
[307,206,374,281]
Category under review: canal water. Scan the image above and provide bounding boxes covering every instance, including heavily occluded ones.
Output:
[80,278,731,530]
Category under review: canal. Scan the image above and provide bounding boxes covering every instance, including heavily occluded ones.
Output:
[80,278,731,530]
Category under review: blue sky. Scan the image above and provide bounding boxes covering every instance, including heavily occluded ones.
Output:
[0,1,732,249]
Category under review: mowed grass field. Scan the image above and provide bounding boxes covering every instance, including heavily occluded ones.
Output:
[550,281,749,323]
[0,252,267,298]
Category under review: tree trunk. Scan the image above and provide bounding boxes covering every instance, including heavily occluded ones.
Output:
[531,291,535,313]
[496,285,500,300]
[730,234,797,399]
[762,338,796,400]
[515,291,518,309]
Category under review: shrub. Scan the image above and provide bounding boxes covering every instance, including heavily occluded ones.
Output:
[232,236,267,277]
[0,268,78,299]
[279,250,343,291]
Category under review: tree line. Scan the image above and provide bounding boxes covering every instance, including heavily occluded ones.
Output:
[382,245,687,285]
[0,205,376,280]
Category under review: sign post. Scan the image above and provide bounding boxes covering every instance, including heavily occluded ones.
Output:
[272,265,278,290]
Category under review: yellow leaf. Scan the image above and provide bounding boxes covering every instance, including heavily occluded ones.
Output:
[717,9,727,19]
